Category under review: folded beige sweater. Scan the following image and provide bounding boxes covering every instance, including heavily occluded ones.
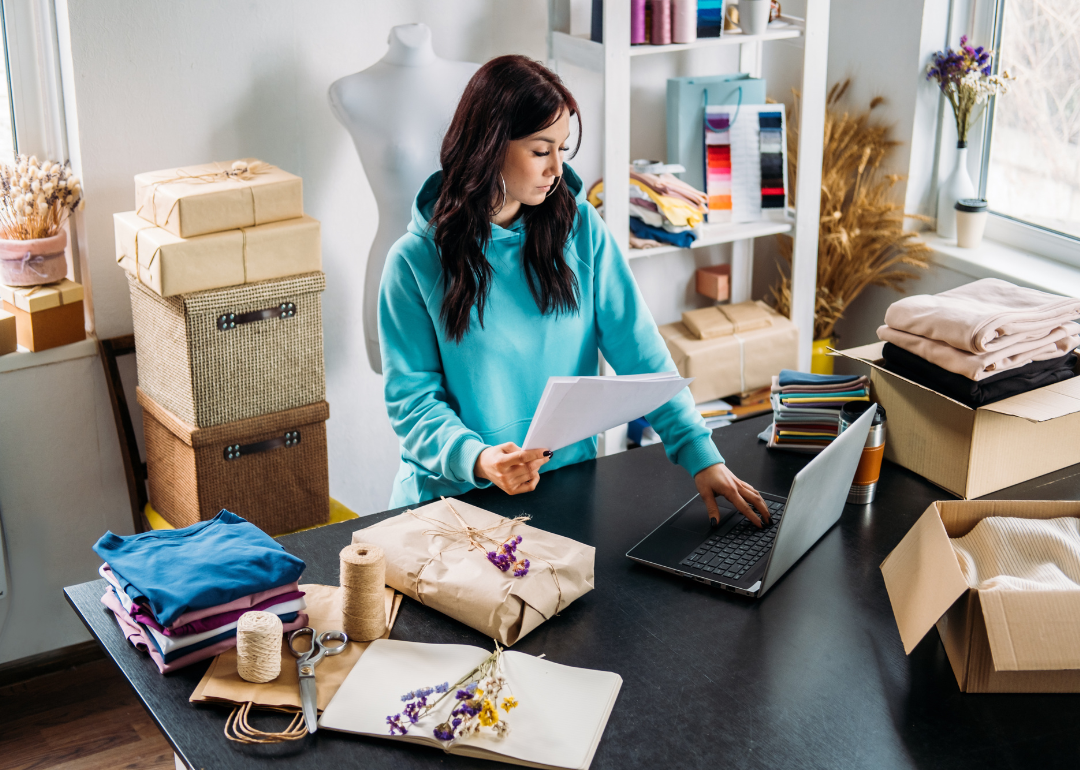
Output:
[877,322,1080,381]
[884,278,1080,354]
[952,516,1080,592]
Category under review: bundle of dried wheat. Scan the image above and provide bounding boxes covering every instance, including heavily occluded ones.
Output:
[770,80,931,341]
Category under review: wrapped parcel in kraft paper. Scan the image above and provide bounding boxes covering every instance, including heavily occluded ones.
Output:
[352,499,595,645]
[134,159,304,238]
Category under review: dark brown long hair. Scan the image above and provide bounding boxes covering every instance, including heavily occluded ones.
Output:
[430,55,583,343]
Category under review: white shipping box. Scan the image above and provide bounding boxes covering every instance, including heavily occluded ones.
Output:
[835,342,1080,499]
[881,499,1080,693]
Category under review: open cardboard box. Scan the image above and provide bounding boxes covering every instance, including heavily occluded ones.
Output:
[881,499,1080,693]
[834,342,1080,499]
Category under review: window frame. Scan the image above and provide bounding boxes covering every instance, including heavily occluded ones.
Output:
[971,0,1080,268]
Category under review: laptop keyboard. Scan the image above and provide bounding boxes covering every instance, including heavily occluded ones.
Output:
[679,500,786,581]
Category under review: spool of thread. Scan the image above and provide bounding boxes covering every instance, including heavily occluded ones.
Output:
[236,611,283,684]
[631,0,648,44]
[672,0,698,43]
[651,0,672,45]
[339,543,387,642]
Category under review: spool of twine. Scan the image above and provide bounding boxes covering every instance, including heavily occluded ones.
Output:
[236,611,283,684]
[340,543,387,642]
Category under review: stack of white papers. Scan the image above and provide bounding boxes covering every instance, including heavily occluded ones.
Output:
[522,372,692,451]
[319,640,623,770]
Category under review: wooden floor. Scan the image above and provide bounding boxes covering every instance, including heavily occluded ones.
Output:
[0,658,174,770]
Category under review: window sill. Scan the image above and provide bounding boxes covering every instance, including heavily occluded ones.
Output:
[0,335,97,374]
[921,233,1080,298]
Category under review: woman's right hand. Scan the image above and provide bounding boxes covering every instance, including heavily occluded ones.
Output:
[474,443,551,495]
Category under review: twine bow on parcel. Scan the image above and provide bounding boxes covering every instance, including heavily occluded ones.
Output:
[407,498,565,618]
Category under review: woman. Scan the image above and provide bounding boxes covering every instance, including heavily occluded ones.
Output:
[379,55,769,527]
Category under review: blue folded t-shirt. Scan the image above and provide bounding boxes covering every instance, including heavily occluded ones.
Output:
[777,369,865,387]
[93,510,306,627]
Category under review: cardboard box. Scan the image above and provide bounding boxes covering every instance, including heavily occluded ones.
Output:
[134,158,304,238]
[0,309,15,355]
[660,300,798,403]
[881,499,1080,693]
[835,341,1080,499]
[695,264,730,300]
[114,211,321,297]
[682,300,773,339]
[0,280,85,352]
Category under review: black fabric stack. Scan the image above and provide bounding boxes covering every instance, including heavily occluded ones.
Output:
[881,343,1077,408]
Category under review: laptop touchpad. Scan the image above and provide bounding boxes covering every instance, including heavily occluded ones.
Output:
[669,496,738,536]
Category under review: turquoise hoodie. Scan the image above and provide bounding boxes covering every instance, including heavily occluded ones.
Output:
[379,164,724,507]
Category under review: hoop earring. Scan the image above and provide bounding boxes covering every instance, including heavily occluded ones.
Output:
[545,176,562,198]
[498,175,507,212]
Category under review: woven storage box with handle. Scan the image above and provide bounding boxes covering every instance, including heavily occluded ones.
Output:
[138,387,329,534]
[128,271,325,427]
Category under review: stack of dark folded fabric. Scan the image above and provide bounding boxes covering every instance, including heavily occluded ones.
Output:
[878,278,1080,407]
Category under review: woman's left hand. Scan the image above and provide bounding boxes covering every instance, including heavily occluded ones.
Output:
[694,463,771,528]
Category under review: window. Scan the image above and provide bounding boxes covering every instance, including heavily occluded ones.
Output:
[979,0,1080,260]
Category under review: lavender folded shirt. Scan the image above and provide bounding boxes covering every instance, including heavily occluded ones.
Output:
[99,563,299,632]
[100,588,308,674]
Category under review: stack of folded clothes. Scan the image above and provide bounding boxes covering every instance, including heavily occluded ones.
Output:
[878,278,1080,406]
[587,167,707,249]
[766,369,870,452]
[92,510,307,674]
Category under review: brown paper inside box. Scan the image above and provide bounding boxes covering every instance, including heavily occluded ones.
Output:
[660,300,798,403]
[881,499,1080,693]
[352,498,595,646]
[834,341,1080,499]
[114,211,321,297]
[135,159,304,239]
[191,584,402,711]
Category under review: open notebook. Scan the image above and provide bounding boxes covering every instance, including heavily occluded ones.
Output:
[318,640,622,770]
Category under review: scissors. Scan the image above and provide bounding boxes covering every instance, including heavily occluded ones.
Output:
[288,626,349,733]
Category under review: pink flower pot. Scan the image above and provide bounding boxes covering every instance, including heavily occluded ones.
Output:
[0,230,68,286]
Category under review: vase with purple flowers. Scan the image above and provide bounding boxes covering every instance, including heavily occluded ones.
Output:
[925,36,1013,239]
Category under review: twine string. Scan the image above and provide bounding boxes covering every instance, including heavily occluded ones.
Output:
[407,499,565,618]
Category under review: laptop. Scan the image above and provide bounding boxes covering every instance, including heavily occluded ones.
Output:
[626,405,877,598]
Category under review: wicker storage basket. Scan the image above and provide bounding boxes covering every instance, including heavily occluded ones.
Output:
[138,386,329,534]
[128,271,325,427]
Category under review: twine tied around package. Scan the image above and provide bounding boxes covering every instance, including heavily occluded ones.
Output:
[339,543,387,642]
[406,498,565,618]
[235,611,283,684]
[136,160,271,232]
[119,222,255,287]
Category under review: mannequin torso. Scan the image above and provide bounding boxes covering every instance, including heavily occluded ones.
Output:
[329,23,479,373]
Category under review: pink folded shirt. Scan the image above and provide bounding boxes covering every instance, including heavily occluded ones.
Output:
[99,563,299,631]
[100,588,307,674]
[883,278,1080,354]
[877,322,1080,380]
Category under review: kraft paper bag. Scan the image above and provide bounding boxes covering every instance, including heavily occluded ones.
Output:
[190,584,401,711]
[353,498,596,646]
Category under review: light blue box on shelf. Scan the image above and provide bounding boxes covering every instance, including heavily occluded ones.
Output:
[666,73,766,192]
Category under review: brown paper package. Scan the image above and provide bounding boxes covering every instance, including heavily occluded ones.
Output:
[190,584,402,711]
[352,498,596,646]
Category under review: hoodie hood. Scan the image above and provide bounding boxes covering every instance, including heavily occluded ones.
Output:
[407,163,587,241]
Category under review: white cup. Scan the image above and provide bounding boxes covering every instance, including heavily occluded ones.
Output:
[738,0,772,35]
[955,199,988,249]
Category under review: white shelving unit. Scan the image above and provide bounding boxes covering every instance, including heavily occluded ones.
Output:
[546,2,830,372]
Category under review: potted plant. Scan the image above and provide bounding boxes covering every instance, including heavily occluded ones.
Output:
[926,36,1012,237]
[770,81,931,373]
[0,154,84,286]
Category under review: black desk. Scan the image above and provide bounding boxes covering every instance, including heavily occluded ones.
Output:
[65,415,1080,770]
